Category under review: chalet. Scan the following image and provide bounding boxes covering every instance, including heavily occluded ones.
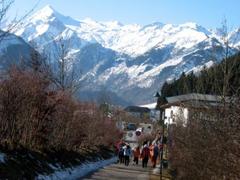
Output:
[160,93,232,125]
[124,106,150,119]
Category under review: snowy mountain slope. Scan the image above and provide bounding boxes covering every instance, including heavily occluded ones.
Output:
[17,5,233,57]
[0,31,35,70]
[13,5,240,104]
[229,28,240,48]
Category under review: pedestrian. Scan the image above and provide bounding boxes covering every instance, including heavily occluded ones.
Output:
[141,143,150,168]
[118,142,125,164]
[149,144,154,165]
[123,143,131,166]
[152,143,159,168]
[132,146,140,165]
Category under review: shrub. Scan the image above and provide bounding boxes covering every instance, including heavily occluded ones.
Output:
[0,67,121,152]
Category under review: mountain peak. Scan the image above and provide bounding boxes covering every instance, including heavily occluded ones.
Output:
[38,4,57,16]
[102,20,123,29]
[179,22,211,35]
[12,5,240,105]
[107,20,123,26]
[82,17,97,23]
[18,5,239,57]
[30,5,80,27]
[30,5,59,21]
[142,21,164,29]
[180,22,198,29]
[42,4,55,11]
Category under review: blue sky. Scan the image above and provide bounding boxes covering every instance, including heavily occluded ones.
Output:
[9,0,240,29]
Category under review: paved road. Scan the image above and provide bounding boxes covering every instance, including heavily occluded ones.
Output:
[81,161,170,180]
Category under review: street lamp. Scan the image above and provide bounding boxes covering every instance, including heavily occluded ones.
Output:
[154,92,164,180]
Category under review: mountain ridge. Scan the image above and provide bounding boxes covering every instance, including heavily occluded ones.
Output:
[12,5,240,105]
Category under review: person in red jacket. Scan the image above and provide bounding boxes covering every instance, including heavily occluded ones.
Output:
[133,146,140,165]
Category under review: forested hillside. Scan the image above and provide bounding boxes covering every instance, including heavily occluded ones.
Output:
[161,53,240,97]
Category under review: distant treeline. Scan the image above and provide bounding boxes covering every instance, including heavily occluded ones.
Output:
[161,53,240,97]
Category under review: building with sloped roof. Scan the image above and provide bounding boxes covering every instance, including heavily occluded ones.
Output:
[124,106,150,119]
[160,93,231,125]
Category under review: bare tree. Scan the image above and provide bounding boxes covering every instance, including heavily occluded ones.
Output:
[216,18,240,97]
[0,0,14,40]
[46,37,81,95]
[0,0,38,42]
[97,86,112,105]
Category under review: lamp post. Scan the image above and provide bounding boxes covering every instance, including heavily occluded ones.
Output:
[154,92,165,180]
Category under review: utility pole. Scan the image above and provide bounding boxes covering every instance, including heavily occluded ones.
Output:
[160,107,165,180]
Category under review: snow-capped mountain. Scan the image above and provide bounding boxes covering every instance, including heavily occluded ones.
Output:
[16,5,214,57]
[13,5,240,104]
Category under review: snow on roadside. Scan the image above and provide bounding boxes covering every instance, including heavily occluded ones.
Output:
[37,157,118,180]
[0,153,6,163]
[152,164,160,175]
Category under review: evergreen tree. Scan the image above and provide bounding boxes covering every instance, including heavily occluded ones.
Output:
[160,53,240,97]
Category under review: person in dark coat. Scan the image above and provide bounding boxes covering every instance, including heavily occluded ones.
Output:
[141,144,150,168]
[152,143,159,168]
[118,141,125,163]
[123,144,131,166]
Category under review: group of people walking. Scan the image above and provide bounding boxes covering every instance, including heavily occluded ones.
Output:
[117,140,159,168]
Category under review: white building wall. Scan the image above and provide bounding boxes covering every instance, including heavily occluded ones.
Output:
[164,106,189,125]
[150,109,160,121]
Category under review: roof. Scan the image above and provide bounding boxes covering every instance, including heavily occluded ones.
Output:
[166,93,225,103]
[161,93,233,109]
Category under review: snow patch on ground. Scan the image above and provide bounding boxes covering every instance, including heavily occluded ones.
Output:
[152,164,160,175]
[37,157,117,180]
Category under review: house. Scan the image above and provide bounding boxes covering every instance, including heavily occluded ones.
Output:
[140,103,160,121]
[124,106,150,119]
[160,93,231,125]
